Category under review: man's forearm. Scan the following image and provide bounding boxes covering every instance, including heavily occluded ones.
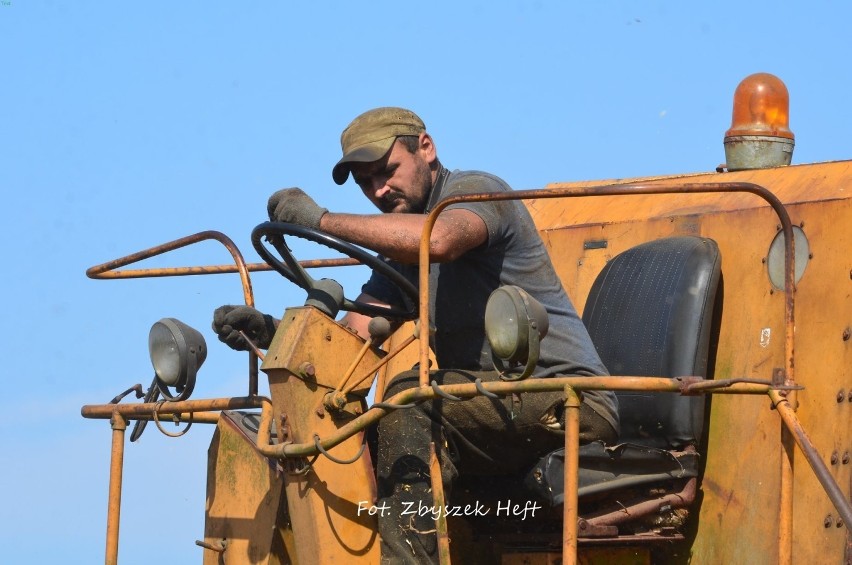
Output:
[318,209,487,264]
[319,212,427,263]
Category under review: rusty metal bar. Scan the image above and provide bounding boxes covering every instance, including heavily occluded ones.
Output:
[105,412,127,565]
[684,377,802,393]
[585,477,697,527]
[81,396,266,420]
[562,386,581,565]
[345,333,418,396]
[87,230,256,304]
[335,338,375,393]
[429,443,451,565]
[195,538,228,554]
[239,331,267,362]
[770,389,852,530]
[416,182,797,392]
[129,411,221,424]
[254,376,773,459]
[780,425,795,565]
[87,258,358,279]
[87,230,263,396]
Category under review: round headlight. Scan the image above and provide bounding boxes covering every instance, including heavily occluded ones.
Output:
[148,318,207,400]
[484,286,549,380]
[149,322,182,385]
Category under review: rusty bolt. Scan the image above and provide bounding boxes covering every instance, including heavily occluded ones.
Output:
[299,362,316,379]
[837,390,846,403]
[831,451,839,465]
[843,452,850,465]
[315,407,325,419]
[843,328,851,342]
[761,257,767,264]
[837,518,845,528]
[848,390,852,402]
[825,514,834,528]
[800,221,805,228]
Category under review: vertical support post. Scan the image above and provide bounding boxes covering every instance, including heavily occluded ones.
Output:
[430,442,451,565]
[105,412,127,565]
[562,385,581,565]
[778,199,797,565]
[779,424,794,565]
[249,352,259,396]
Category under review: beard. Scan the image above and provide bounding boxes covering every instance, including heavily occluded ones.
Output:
[379,159,433,214]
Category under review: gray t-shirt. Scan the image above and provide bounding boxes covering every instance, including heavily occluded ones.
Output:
[362,167,618,432]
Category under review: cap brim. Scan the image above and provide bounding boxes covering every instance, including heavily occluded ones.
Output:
[332,137,396,185]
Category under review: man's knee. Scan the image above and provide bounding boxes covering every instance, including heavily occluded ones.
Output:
[382,369,421,399]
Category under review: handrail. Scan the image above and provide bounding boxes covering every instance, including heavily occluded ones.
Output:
[87,231,261,396]
[416,182,796,389]
[86,231,360,396]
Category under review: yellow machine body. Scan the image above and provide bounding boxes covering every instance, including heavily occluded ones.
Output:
[196,160,851,563]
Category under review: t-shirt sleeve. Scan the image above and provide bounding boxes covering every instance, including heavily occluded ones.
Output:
[441,172,513,246]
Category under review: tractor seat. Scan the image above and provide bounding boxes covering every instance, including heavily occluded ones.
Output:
[526,236,722,533]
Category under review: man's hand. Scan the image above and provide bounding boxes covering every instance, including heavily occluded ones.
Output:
[267,187,328,229]
[212,305,277,351]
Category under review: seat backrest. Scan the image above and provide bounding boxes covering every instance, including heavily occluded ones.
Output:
[582,236,721,449]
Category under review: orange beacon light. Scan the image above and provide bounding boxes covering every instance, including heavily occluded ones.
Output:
[723,73,795,170]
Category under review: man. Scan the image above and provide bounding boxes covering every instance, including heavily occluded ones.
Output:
[213,107,618,564]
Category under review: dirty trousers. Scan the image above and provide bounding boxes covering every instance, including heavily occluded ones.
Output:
[373,369,616,565]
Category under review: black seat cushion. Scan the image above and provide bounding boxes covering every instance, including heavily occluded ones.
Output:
[583,236,721,449]
[525,237,721,506]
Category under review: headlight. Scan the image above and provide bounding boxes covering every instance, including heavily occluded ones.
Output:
[484,286,549,381]
[149,318,207,401]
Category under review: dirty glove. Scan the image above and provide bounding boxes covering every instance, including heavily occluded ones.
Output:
[267,187,328,229]
[211,305,277,351]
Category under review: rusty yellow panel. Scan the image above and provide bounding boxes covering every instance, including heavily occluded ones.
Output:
[525,161,852,564]
[784,199,852,564]
[203,413,294,565]
[262,306,381,564]
[530,161,852,230]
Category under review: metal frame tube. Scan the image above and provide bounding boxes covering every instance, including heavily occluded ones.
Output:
[105,412,127,565]
[252,377,768,459]
[562,386,581,565]
[82,396,266,420]
[770,390,852,529]
[430,443,451,565]
[88,231,260,396]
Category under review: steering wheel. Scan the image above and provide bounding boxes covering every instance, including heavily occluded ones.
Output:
[251,222,419,320]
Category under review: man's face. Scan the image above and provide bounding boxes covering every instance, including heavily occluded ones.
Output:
[350,136,435,214]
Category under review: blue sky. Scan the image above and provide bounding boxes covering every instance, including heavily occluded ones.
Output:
[1,1,850,563]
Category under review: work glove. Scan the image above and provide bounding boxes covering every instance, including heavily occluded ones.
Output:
[267,187,328,229]
[211,305,277,351]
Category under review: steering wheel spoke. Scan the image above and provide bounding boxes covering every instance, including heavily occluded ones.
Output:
[252,222,418,320]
